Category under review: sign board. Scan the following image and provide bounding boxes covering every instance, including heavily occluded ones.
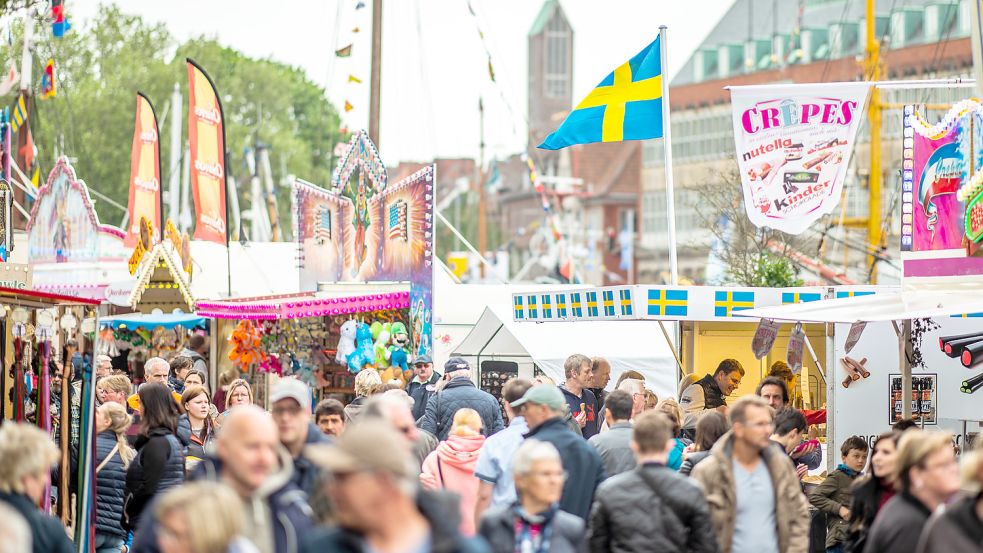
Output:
[752,318,781,359]
[730,82,870,234]
[0,263,32,289]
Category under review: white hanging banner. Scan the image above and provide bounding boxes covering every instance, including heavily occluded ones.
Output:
[730,82,870,234]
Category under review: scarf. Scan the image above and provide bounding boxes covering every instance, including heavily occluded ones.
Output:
[513,503,558,553]
[837,464,860,478]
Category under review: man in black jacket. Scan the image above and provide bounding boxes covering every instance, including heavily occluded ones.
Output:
[302,419,488,553]
[588,411,719,553]
[511,384,606,520]
[419,357,503,440]
[270,378,331,499]
[679,359,744,439]
[407,354,440,421]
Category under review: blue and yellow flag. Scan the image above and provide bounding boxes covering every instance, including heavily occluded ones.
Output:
[539,36,664,150]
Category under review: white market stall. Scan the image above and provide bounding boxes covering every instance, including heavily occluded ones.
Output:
[452,304,679,400]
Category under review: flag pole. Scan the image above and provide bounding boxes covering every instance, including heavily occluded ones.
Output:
[659,25,679,286]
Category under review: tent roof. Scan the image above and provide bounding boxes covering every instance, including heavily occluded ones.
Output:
[453,305,679,399]
[737,284,983,323]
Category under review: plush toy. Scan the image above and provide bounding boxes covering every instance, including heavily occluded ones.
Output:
[386,321,411,376]
[346,322,376,374]
[373,322,391,368]
[336,320,358,365]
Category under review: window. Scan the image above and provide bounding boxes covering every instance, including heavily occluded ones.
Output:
[544,13,570,98]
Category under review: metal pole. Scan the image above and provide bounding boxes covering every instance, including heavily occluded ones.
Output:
[369,0,383,147]
[901,319,913,419]
[478,97,487,279]
[659,26,679,286]
[865,0,882,283]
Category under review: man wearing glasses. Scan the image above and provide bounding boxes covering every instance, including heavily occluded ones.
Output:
[691,395,810,553]
[406,354,440,421]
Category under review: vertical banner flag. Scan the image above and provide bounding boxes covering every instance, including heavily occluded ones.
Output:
[730,82,870,234]
[186,59,228,245]
[125,93,162,247]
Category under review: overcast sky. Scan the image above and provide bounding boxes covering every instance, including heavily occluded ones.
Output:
[71,0,733,166]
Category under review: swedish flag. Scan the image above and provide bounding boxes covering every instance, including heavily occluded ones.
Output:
[648,289,687,317]
[570,292,584,318]
[539,37,664,150]
[527,295,538,319]
[513,295,524,320]
[556,293,568,318]
[781,292,822,304]
[602,290,616,316]
[835,291,875,299]
[541,294,553,319]
[586,291,599,317]
[619,289,633,316]
[714,291,755,317]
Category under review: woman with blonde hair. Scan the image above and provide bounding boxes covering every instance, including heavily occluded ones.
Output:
[915,438,983,553]
[94,402,135,552]
[155,481,257,553]
[219,379,253,421]
[0,422,73,553]
[420,408,486,536]
[344,369,382,421]
[864,430,961,553]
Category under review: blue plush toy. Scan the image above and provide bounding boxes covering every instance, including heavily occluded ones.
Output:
[347,322,376,374]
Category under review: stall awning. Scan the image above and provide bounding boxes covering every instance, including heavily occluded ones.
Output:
[737,285,983,323]
[98,312,207,330]
[452,305,679,400]
[0,286,102,306]
[195,285,410,320]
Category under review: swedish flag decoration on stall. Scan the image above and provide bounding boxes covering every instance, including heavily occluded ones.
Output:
[586,291,599,318]
[835,291,875,299]
[556,293,568,318]
[513,295,524,320]
[781,292,822,304]
[527,295,538,319]
[602,290,616,317]
[647,288,688,317]
[570,293,584,318]
[952,313,983,318]
[619,288,633,316]
[714,290,755,317]
[541,294,553,319]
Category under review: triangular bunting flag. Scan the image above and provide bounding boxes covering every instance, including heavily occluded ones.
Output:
[348,74,362,84]
[355,1,366,9]
[352,27,360,33]
[335,44,352,58]
[19,125,35,168]
[30,164,40,188]
[10,94,26,133]
[344,100,353,112]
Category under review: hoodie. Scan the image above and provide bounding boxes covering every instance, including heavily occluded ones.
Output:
[421,434,486,536]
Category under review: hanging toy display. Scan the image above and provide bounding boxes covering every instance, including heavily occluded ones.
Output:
[373,322,391,368]
[346,322,376,374]
[386,321,411,377]
[335,319,358,365]
[228,320,268,373]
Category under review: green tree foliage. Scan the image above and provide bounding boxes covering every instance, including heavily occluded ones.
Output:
[746,253,804,288]
[27,5,343,233]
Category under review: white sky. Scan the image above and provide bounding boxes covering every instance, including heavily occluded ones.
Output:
[71,0,733,166]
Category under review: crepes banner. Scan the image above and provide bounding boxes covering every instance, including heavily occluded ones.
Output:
[730,82,870,234]
[186,59,228,245]
[125,93,161,247]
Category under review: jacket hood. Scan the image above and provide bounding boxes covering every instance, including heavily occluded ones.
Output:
[435,434,485,468]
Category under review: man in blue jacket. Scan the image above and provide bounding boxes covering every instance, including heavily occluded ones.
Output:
[419,358,503,440]
[511,384,606,520]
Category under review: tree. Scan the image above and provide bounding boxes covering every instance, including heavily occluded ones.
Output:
[691,163,808,287]
[25,5,345,234]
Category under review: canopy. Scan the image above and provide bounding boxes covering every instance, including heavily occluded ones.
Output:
[737,284,983,323]
[452,305,679,399]
[99,312,207,330]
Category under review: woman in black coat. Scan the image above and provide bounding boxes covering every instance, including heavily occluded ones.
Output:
[94,402,136,552]
[124,382,185,532]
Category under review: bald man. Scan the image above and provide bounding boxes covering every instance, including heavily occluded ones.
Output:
[132,406,315,553]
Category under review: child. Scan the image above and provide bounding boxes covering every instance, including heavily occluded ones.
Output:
[810,435,870,553]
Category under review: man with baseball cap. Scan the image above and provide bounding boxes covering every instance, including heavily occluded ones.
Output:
[512,384,606,520]
[407,353,440,421]
[301,420,487,553]
[270,377,330,498]
[419,357,504,440]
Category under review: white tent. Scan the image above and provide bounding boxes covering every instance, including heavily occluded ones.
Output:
[452,305,679,399]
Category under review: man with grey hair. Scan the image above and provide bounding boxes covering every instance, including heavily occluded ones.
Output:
[617,378,647,420]
[143,357,171,387]
[363,392,438,469]
[560,353,600,438]
[478,439,586,551]
[95,354,113,379]
[301,420,487,553]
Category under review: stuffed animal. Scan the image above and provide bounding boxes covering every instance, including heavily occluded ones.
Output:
[386,321,411,377]
[373,322,391,368]
[336,320,358,365]
[346,322,376,374]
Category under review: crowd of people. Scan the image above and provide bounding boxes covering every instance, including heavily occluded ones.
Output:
[1,351,981,553]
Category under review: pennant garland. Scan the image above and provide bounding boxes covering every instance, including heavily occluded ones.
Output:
[10,94,26,133]
[40,59,56,99]
[335,44,353,58]
[465,0,517,132]
[347,74,362,84]
[524,154,561,242]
